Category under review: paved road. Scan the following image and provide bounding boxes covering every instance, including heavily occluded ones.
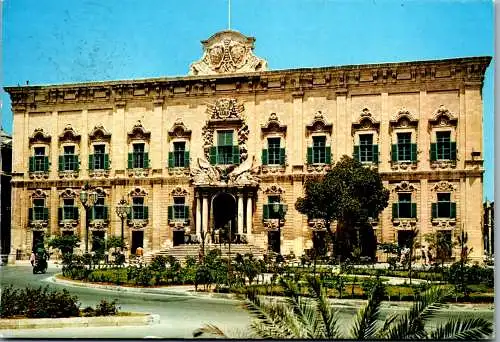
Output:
[0,264,494,338]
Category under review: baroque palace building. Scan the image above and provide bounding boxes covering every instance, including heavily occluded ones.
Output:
[5,31,491,263]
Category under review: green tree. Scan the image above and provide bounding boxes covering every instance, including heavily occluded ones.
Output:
[295,156,389,260]
[195,277,492,339]
[48,234,80,257]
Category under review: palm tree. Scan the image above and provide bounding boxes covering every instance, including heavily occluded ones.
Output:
[194,276,492,339]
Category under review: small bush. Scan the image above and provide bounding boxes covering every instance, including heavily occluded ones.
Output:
[94,299,119,316]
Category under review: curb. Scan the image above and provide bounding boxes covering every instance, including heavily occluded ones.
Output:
[0,313,160,330]
[47,275,240,301]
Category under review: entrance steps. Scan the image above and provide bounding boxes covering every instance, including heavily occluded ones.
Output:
[144,243,267,264]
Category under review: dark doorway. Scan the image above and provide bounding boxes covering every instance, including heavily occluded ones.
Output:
[173,230,185,246]
[313,230,326,256]
[131,231,144,254]
[92,231,105,252]
[212,192,237,243]
[398,230,413,249]
[359,225,377,260]
[32,231,44,251]
[268,230,280,254]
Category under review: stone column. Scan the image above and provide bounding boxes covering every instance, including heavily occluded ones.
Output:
[237,194,244,235]
[246,196,253,236]
[202,195,209,235]
[196,195,202,239]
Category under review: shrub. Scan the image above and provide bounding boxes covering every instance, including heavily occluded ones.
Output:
[150,255,167,272]
[134,266,153,286]
[81,306,96,317]
[94,299,119,316]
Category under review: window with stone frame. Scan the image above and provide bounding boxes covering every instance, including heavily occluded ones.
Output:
[431,131,456,161]
[263,195,287,220]
[30,198,48,221]
[393,193,416,219]
[170,141,188,168]
[61,198,78,220]
[168,197,189,221]
[432,192,456,219]
[213,130,237,165]
[358,134,374,163]
[91,197,108,220]
[131,196,148,220]
[308,136,330,164]
[30,147,49,172]
[264,137,284,165]
[90,144,109,170]
[59,145,78,171]
[393,133,416,162]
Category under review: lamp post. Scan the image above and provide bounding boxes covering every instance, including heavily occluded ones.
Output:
[79,183,97,254]
[272,196,284,255]
[115,197,131,252]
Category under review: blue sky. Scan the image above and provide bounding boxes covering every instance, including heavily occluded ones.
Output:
[1,0,494,199]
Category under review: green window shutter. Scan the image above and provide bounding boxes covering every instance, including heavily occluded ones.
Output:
[430,143,437,162]
[168,206,173,220]
[89,207,94,220]
[450,203,456,219]
[391,145,398,162]
[104,154,110,169]
[325,146,331,164]
[411,203,417,218]
[263,204,269,220]
[431,203,437,219]
[184,206,189,220]
[44,156,49,171]
[307,147,313,164]
[280,148,286,165]
[28,208,33,221]
[411,144,417,162]
[59,156,64,171]
[353,145,360,161]
[127,153,133,169]
[184,151,190,167]
[143,206,149,219]
[58,207,62,221]
[143,152,149,168]
[450,142,457,160]
[168,152,174,168]
[103,206,108,220]
[261,149,268,165]
[392,203,398,219]
[126,209,131,220]
[43,207,49,221]
[89,155,94,170]
[74,206,79,220]
[282,204,288,216]
[74,155,79,171]
[29,157,34,172]
[372,145,379,163]
[232,145,240,164]
[209,146,217,165]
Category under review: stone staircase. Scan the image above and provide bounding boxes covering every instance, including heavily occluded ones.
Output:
[144,243,267,264]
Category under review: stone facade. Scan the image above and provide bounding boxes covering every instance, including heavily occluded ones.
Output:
[5,31,491,262]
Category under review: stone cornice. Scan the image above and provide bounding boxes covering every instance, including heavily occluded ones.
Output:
[5,56,491,109]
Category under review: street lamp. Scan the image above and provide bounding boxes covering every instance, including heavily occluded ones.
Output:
[79,183,97,253]
[272,195,286,255]
[115,197,131,252]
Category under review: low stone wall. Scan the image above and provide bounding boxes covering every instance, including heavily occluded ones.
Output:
[0,313,160,330]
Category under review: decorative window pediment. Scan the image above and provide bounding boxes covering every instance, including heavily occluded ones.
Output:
[171,187,188,197]
[31,189,49,199]
[392,181,418,193]
[263,184,284,195]
[59,188,77,199]
[89,124,111,142]
[431,181,457,192]
[29,128,51,145]
[428,105,458,129]
[59,125,81,143]
[261,113,287,136]
[128,120,151,142]
[93,187,109,197]
[129,187,148,197]
[390,108,419,131]
[351,108,380,134]
[168,119,192,140]
[306,111,332,135]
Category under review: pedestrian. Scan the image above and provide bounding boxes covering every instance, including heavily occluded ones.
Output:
[30,251,36,266]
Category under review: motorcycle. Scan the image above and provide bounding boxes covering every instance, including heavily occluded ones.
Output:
[32,250,48,274]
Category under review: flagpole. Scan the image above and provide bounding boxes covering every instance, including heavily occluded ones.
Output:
[228,0,231,30]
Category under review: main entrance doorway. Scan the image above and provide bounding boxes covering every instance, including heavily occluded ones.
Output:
[173,230,185,246]
[131,231,144,254]
[212,192,237,243]
[92,231,105,252]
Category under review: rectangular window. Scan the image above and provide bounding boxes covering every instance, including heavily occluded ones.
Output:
[359,134,373,162]
[312,136,326,164]
[173,197,186,219]
[437,193,451,218]
[217,130,234,165]
[398,193,412,218]
[397,133,412,161]
[93,144,106,170]
[63,146,76,171]
[267,138,281,165]
[63,198,75,220]
[34,147,46,171]
[268,196,281,219]
[173,142,186,168]
[436,131,451,160]
[132,197,145,219]
[33,199,45,220]
[93,197,106,220]
[133,143,145,169]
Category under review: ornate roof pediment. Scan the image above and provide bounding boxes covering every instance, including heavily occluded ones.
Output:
[428,105,458,128]
[306,111,333,135]
[189,30,268,76]
[390,108,419,129]
[128,120,151,141]
[168,119,192,140]
[59,125,81,143]
[89,124,111,142]
[29,128,51,145]
[261,113,287,136]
